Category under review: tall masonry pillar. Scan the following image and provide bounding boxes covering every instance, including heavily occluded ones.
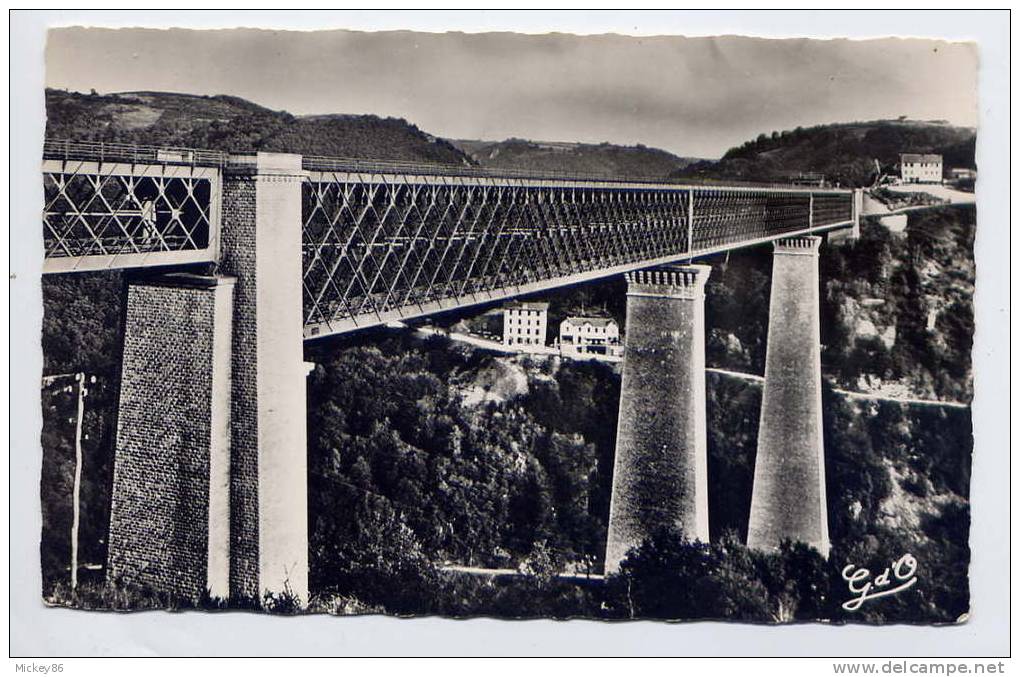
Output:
[107,273,235,601]
[747,236,830,558]
[605,264,712,574]
[220,153,309,602]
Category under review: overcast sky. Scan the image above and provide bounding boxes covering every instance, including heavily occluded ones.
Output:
[45,28,978,158]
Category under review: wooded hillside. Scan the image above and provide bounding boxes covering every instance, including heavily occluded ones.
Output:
[452,138,700,180]
[675,120,976,187]
[45,89,470,164]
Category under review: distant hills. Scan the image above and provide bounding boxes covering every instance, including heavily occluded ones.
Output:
[44,89,700,179]
[46,90,976,187]
[44,89,470,165]
[674,120,976,188]
[451,138,701,181]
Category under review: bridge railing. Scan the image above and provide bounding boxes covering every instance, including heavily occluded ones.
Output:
[42,139,853,190]
[43,139,229,168]
[302,154,849,190]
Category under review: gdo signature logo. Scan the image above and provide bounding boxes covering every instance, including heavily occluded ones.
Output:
[841,553,918,612]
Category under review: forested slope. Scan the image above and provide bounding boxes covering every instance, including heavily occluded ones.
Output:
[453,138,699,180]
[675,120,976,187]
[45,89,470,163]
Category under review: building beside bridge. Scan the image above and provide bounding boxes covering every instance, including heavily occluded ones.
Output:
[900,153,943,183]
[503,301,549,349]
[559,316,622,357]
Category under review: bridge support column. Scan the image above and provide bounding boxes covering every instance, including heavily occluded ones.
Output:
[747,236,830,558]
[220,153,309,603]
[107,273,235,600]
[605,264,711,574]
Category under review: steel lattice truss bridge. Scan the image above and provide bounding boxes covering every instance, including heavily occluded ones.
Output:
[42,140,857,337]
[41,139,860,602]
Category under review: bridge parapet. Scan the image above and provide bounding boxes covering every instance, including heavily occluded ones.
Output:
[43,139,228,168]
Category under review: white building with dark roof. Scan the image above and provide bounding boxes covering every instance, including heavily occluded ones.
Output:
[900,153,943,183]
[503,301,549,348]
[559,316,622,357]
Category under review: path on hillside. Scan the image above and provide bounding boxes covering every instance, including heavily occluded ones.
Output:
[410,324,521,353]
[830,388,970,409]
[400,325,969,409]
[440,564,604,582]
[863,185,976,218]
[706,367,764,382]
[707,367,968,409]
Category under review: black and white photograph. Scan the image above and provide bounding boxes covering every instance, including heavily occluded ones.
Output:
[11,9,1010,660]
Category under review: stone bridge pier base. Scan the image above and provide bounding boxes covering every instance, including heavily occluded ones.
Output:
[107,274,235,601]
[604,264,711,574]
[107,152,309,605]
[747,236,830,558]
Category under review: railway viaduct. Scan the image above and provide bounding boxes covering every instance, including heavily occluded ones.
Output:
[42,141,860,601]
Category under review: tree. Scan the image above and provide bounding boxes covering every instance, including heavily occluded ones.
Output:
[604,530,831,622]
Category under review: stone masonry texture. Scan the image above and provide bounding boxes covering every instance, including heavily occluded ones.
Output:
[219,171,262,599]
[747,236,830,557]
[107,274,233,599]
[219,153,309,602]
[605,265,711,573]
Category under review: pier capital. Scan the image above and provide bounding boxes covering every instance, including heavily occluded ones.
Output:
[773,235,822,256]
[226,152,308,181]
[625,264,712,300]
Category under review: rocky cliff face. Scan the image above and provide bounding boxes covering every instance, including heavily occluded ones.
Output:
[820,206,975,403]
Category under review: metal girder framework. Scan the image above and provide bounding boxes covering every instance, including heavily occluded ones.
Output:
[38,142,855,336]
[302,172,854,337]
[42,159,221,274]
[811,192,855,226]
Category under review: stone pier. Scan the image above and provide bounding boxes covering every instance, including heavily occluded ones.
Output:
[747,236,830,558]
[219,152,309,602]
[604,264,711,574]
[107,152,310,604]
[107,273,235,600]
